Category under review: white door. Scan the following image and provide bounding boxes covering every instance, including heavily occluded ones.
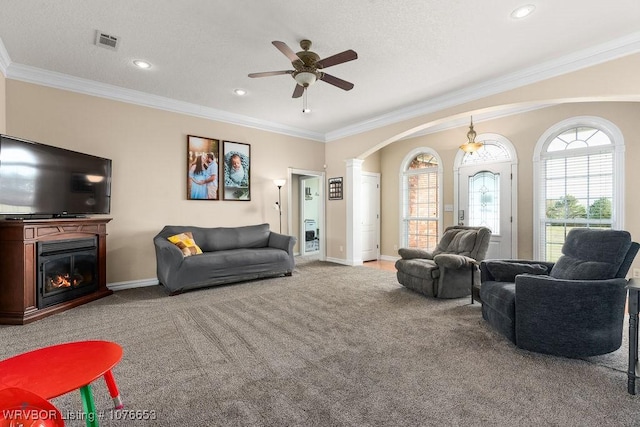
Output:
[458,162,512,259]
[361,173,380,261]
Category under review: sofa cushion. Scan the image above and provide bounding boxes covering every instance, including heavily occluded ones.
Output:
[180,248,291,281]
[484,261,548,282]
[197,223,270,252]
[167,232,203,257]
[549,229,632,280]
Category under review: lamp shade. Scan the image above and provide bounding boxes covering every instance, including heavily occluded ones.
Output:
[294,71,317,87]
[459,116,483,154]
[274,179,286,187]
[459,141,483,153]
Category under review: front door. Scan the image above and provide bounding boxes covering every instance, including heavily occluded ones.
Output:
[458,162,513,259]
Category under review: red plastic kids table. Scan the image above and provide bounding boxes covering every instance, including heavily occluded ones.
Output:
[0,340,123,427]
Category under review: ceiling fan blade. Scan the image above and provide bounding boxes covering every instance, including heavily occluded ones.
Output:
[248,70,293,78]
[319,73,354,91]
[272,41,302,64]
[292,84,304,98]
[316,49,358,69]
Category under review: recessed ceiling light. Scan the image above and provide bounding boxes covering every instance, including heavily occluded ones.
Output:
[510,4,536,19]
[133,60,151,69]
[233,88,247,96]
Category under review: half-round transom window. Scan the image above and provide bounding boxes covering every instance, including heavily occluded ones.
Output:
[408,153,438,170]
[546,127,611,152]
[461,140,511,165]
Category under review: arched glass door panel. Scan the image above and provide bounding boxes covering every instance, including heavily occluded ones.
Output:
[468,171,500,235]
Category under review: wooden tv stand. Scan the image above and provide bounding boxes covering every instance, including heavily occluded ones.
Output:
[0,217,112,324]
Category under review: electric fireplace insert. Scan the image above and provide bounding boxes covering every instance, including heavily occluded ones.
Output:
[37,237,99,309]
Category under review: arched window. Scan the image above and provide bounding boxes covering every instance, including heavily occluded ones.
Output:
[401,148,442,250]
[534,117,625,261]
[461,140,511,165]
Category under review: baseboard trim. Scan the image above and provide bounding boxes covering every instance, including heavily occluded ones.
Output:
[324,257,353,266]
[107,278,159,291]
[107,257,399,290]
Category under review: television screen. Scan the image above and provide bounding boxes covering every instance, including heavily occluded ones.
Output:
[0,134,112,216]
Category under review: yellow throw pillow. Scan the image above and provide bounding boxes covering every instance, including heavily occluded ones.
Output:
[167,232,203,257]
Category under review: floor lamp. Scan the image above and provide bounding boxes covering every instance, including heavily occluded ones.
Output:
[274,179,286,233]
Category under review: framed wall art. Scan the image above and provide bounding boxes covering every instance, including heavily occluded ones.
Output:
[187,135,220,200]
[328,177,343,200]
[223,141,251,200]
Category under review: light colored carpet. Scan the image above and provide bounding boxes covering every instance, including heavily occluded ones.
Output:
[0,257,638,426]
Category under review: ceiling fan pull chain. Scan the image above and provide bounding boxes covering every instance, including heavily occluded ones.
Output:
[303,87,310,113]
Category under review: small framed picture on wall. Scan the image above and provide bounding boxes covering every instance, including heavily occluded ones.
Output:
[223,141,251,200]
[328,177,343,200]
[187,135,220,200]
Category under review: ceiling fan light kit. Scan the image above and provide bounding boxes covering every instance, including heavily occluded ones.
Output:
[249,39,358,111]
[293,71,317,87]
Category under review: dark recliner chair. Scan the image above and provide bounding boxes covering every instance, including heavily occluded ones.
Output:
[480,228,639,358]
[395,226,492,299]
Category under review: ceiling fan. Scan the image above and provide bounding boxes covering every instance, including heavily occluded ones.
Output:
[248,39,358,98]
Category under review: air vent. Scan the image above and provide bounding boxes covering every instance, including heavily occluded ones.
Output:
[95,30,119,50]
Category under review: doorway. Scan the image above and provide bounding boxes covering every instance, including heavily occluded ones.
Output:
[300,176,320,255]
[454,135,518,259]
[288,168,325,259]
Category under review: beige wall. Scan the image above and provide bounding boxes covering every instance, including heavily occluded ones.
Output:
[324,53,640,261]
[5,52,640,282]
[379,102,640,264]
[5,80,325,283]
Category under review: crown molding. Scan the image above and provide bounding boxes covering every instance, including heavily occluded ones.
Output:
[398,103,553,140]
[325,31,640,142]
[5,62,325,142]
[2,32,640,143]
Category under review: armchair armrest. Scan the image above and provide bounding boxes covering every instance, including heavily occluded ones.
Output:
[398,247,434,260]
[628,278,640,291]
[515,274,628,357]
[480,259,555,282]
[433,253,475,269]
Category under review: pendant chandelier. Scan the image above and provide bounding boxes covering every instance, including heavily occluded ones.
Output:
[459,116,483,154]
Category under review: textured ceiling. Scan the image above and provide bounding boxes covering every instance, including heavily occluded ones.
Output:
[1,1,639,140]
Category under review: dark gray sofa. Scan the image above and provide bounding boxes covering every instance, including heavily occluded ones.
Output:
[153,223,296,295]
[479,228,639,358]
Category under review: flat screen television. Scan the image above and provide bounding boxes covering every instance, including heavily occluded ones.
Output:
[0,134,112,217]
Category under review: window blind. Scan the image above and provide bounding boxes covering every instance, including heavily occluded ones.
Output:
[540,149,613,261]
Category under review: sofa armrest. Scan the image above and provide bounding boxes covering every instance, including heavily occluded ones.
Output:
[268,232,296,254]
[154,238,184,262]
[153,237,185,284]
[433,253,475,269]
[398,248,434,260]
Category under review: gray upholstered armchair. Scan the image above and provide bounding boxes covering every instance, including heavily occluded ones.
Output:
[395,226,492,298]
[480,228,639,358]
